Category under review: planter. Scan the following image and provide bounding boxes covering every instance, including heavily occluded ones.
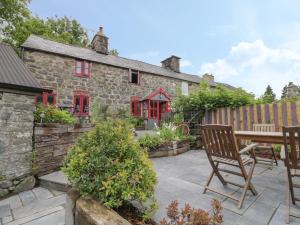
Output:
[148,139,190,158]
[66,189,131,225]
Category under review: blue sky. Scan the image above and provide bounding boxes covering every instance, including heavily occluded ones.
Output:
[29,0,300,97]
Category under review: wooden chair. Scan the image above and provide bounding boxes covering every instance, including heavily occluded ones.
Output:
[253,124,278,167]
[282,126,300,223]
[201,125,258,209]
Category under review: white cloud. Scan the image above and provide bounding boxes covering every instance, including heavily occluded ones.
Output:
[199,40,300,97]
[181,59,193,68]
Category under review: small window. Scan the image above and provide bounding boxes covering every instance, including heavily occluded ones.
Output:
[73,92,90,116]
[35,92,56,106]
[181,82,189,96]
[74,60,91,77]
[129,69,140,84]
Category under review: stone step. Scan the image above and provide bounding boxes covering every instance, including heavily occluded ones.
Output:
[38,171,71,192]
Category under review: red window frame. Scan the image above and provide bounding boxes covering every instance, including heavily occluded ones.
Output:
[73,91,90,116]
[130,96,141,117]
[35,92,56,106]
[128,69,140,85]
[74,60,91,78]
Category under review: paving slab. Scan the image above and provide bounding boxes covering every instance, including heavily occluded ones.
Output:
[18,191,36,206]
[0,196,22,210]
[14,209,65,225]
[6,206,64,225]
[12,194,66,220]
[32,187,53,200]
[0,204,10,218]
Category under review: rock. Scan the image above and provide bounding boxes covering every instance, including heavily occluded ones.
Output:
[8,186,15,191]
[13,180,20,185]
[0,188,9,198]
[0,180,12,189]
[13,176,36,193]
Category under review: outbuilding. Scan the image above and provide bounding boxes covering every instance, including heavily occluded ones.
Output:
[0,42,47,197]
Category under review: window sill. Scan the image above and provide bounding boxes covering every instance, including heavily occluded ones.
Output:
[74,74,90,78]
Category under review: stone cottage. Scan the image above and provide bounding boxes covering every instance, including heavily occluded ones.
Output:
[0,43,48,197]
[21,27,224,127]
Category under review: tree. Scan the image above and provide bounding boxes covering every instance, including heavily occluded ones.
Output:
[261,85,276,103]
[281,85,288,99]
[109,49,119,56]
[0,0,31,37]
[4,15,89,52]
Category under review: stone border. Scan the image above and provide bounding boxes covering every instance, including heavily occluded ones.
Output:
[148,140,190,158]
[66,189,131,225]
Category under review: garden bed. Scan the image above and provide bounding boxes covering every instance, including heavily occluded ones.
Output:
[148,139,190,158]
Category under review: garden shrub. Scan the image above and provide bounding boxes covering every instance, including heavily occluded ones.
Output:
[156,122,186,141]
[138,122,191,150]
[63,119,157,213]
[34,104,76,124]
[138,134,162,151]
[160,199,223,225]
[174,80,255,113]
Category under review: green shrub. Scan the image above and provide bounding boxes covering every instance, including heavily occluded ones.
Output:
[63,120,157,212]
[138,134,162,150]
[174,80,255,113]
[34,104,76,124]
[156,122,186,141]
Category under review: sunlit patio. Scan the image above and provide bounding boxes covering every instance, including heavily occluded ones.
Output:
[152,150,300,225]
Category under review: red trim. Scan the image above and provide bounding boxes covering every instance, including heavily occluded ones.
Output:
[35,92,56,106]
[74,60,91,78]
[130,96,141,117]
[73,91,90,116]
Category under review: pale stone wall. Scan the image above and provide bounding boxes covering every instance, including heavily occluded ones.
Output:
[0,92,36,197]
[23,50,198,112]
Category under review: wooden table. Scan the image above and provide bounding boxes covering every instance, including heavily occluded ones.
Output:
[235,131,285,144]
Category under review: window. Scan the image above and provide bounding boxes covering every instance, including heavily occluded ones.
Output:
[181,82,189,96]
[129,69,140,84]
[130,96,141,117]
[73,92,90,116]
[74,60,91,77]
[35,92,56,106]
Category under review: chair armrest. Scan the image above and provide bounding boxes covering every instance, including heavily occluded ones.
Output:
[239,143,258,155]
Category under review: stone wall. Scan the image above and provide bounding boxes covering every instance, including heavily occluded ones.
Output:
[23,50,198,112]
[34,123,92,176]
[0,92,36,197]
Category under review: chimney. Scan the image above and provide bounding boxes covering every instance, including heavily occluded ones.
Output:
[91,27,109,54]
[202,73,214,83]
[161,55,181,73]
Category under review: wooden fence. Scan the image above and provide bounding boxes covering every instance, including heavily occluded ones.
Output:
[203,101,300,131]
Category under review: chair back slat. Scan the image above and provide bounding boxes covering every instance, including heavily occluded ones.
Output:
[253,124,275,132]
[201,125,239,160]
[283,126,300,169]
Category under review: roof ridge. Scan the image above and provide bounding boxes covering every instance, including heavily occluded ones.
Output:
[26,35,201,78]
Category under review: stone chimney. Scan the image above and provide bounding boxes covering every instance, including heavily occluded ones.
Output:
[91,27,108,54]
[202,73,214,83]
[161,55,181,73]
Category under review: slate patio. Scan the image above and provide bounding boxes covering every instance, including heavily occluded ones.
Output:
[0,150,300,225]
[152,150,300,225]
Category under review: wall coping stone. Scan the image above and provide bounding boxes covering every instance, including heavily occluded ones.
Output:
[70,194,131,225]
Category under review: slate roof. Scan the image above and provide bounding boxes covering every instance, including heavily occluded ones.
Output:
[0,42,45,93]
[22,35,215,85]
